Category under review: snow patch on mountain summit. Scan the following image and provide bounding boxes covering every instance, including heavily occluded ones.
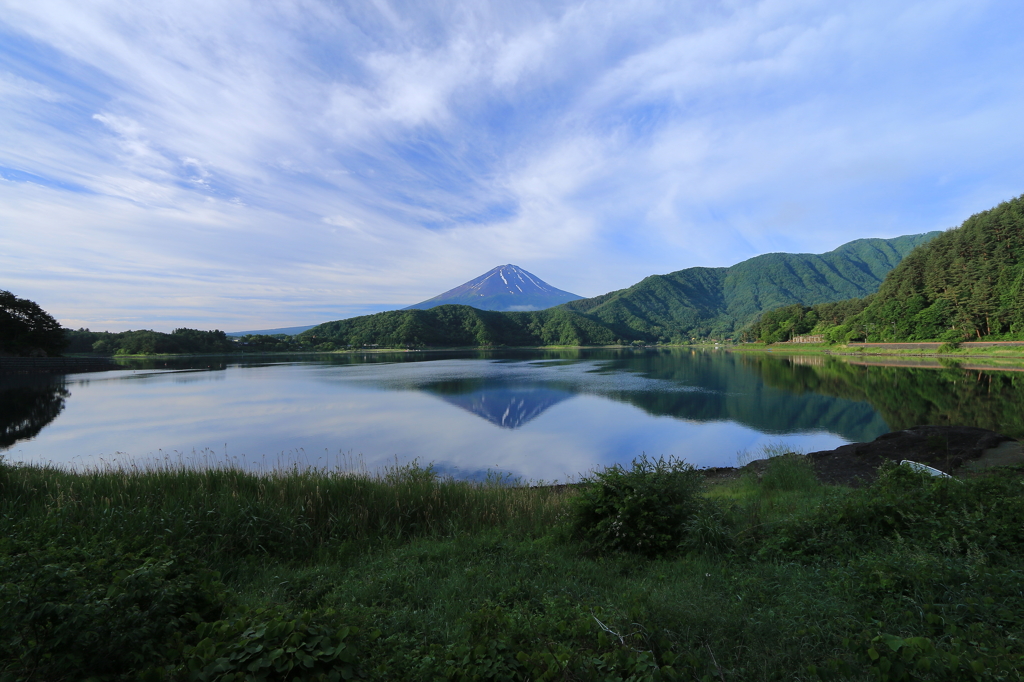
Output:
[404,265,582,312]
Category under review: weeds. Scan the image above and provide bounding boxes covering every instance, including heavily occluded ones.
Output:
[0,460,566,568]
[2,456,1023,680]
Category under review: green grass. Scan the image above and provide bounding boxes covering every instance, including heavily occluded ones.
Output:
[0,459,567,568]
[3,454,1024,680]
[733,342,1024,360]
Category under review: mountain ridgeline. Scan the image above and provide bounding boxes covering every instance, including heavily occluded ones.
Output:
[405,264,582,312]
[560,233,938,342]
[302,232,937,348]
[750,195,1024,343]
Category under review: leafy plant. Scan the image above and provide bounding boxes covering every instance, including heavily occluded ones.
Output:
[0,541,229,681]
[179,609,372,681]
[570,455,705,556]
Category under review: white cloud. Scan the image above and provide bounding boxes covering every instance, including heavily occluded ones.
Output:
[1,0,1022,328]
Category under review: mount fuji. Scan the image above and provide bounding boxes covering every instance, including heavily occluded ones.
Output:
[405,265,582,312]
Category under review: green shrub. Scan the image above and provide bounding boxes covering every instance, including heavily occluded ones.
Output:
[759,463,1024,561]
[570,455,705,556]
[0,541,229,681]
[849,627,1024,681]
[179,609,372,681]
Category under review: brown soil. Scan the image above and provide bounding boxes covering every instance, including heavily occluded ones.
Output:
[703,426,1020,488]
[807,426,1016,486]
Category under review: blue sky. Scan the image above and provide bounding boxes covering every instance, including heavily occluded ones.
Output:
[2,0,1023,331]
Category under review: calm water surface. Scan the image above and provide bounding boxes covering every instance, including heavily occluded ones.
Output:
[3,349,1022,481]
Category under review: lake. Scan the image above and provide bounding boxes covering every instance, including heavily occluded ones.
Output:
[3,348,1022,481]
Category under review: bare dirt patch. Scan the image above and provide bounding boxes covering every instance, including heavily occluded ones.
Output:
[701,426,1021,488]
[807,426,1017,486]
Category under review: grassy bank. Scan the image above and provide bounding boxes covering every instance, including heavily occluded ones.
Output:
[732,341,1024,363]
[2,454,1024,681]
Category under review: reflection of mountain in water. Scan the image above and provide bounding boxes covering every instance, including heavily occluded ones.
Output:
[421,380,572,429]
[437,387,573,429]
[0,377,69,450]
[579,349,1024,441]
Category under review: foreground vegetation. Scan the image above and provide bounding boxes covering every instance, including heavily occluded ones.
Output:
[3,451,1023,681]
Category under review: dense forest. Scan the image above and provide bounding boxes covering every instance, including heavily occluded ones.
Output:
[300,306,616,348]
[304,233,935,348]
[750,195,1024,343]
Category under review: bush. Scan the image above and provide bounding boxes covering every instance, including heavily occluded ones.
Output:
[0,541,229,681]
[179,609,371,681]
[570,455,705,556]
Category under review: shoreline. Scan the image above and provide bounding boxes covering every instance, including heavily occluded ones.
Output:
[728,341,1024,363]
[46,339,1024,370]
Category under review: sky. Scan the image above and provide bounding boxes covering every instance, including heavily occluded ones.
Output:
[2,0,1023,332]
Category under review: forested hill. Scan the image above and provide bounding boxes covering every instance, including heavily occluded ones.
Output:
[302,306,616,348]
[751,195,1024,343]
[302,232,937,348]
[560,232,939,341]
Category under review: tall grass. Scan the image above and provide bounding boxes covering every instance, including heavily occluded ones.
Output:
[709,445,838,546]
[5,452,1024,680]
[0,457,568,566]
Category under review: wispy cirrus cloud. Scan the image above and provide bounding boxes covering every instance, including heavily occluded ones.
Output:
[1,0,1022,330]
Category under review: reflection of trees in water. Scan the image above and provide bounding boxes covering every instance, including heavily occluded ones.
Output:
[742,354,1024,440]
[579,350,890,443]
[0,378,69,450]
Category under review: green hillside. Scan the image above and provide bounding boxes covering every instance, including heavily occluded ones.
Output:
[723,235,938,324]
[561,232,938,342]
[751,195,1024,343]
[302,305,615,348]
[561,267,729,341]
[305,232,937,348]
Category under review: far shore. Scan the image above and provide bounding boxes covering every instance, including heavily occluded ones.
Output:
[54,339,1024,369]
[729,340,1024,363]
